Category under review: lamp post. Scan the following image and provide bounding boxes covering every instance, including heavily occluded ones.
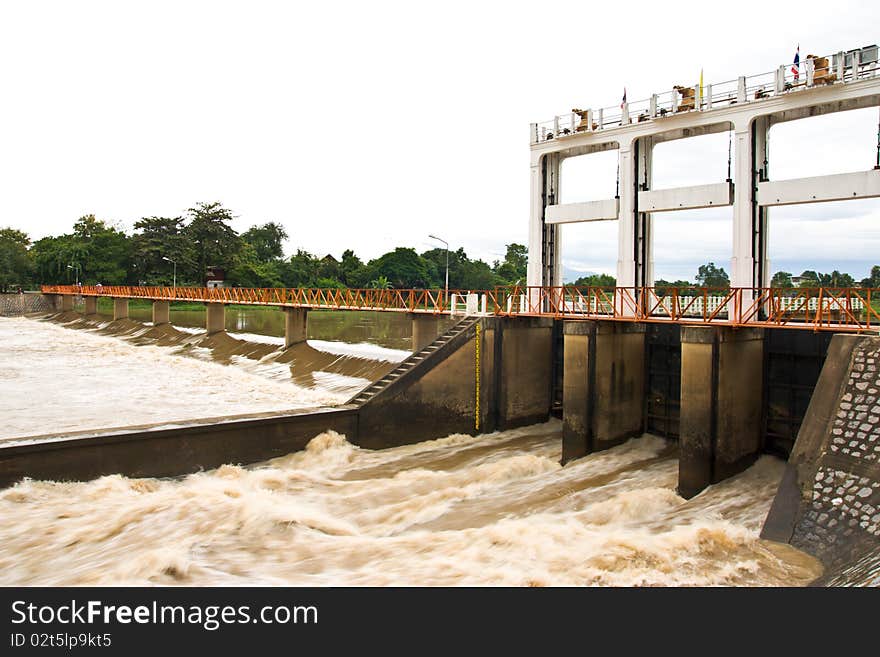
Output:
[66,263,80,286]
[162,256,177,289]
[428,234,449,297]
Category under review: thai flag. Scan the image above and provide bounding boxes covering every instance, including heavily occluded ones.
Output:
[791,46,800,80]
[621,87,627,109]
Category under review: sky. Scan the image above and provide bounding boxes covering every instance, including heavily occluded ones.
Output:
[0,0,878,282]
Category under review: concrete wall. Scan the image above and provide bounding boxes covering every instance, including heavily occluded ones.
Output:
[496,318,555,429]
[762,334,880,575]
[84,296,97,316]
[0,408,358,488]
[679,326,764,498]
[562,321,646,464]
[357,318,554,449]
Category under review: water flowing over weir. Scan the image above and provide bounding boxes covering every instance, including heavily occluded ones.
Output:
[0,314,408,440]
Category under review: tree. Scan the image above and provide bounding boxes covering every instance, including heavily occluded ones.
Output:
[421,247,467,289]
[227,243,285,288]
[860,265,880,288]
[370,248,430,288]
[459,258,500,290]
[131,216,186,285]
[493,243,528,285]
[369,275,392,289]
[695,262,730,288]
[281,249,320,288]
[771,271,794,288]
[182,202,241,284]
[572,273,616,287]
[242,222,287,262]
[798,270,820,287]
[340,249,369,288]
[0,228,32,292]
[654,278,692,288]
[825,270,855,288]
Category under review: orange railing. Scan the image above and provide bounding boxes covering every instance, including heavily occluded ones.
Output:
[40,284,880,332]
[40,285,459,314]
[494,286,879,332]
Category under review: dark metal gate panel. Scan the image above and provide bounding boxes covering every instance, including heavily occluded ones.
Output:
[551,320,564,416]
[763,329,833,457]
[646,324,681,439]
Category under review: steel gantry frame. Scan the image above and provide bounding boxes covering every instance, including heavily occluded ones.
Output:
[527,46,880,315]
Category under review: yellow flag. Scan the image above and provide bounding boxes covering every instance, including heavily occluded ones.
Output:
[699,68,704,102]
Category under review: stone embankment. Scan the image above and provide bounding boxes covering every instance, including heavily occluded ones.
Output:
[0,293,56,316]
[762,334,880,586]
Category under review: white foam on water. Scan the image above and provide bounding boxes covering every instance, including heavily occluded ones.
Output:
[0,420,823,586]
[308,339,410,363]
[0,317,341,440]
[227,331,286,346]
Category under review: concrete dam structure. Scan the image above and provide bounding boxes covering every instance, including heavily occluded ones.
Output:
[5,46,880,584]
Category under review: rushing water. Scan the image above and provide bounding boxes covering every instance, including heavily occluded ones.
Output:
[0,313,823,585]
[0,314,414,441]
[0,424,821,586]
[86,303,453,351]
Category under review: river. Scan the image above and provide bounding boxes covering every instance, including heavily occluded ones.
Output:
[0,312,823,585]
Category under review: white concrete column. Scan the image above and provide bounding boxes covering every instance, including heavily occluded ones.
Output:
[731,117,770,309]
[616,138,637,290]
[527,154,545,288]
[526,152,562,292]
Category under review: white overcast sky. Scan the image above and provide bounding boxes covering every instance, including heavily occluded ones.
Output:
[1,0,878,282]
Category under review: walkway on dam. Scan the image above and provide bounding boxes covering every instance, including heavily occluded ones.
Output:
[42,284,880,332]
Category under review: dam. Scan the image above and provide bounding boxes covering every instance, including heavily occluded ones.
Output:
[3,45,880,585]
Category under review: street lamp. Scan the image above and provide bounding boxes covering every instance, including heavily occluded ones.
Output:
[428,234,449,297]
[66,263,80,286]
[162,256,177,289]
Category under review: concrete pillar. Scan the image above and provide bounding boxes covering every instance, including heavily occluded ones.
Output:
[679,326,765,498]
[731,117,770,307]
[284,307,308,348]
[42,294,60,311]
[494,318,555,430]
[152,300,170,326]
[562,320,647,464]
[113,298,129,320]
[205,303,226,335]
[411,314,441,352]
[84,297,97,316]
[526,152,562,289]
[60,295,74,312]
[616,138,637,289]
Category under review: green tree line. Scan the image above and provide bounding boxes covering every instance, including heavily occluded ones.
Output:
[573,263,880,290]
[0,202,529,292]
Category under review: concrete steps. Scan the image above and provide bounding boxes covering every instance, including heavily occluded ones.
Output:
[348,317,479,406]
